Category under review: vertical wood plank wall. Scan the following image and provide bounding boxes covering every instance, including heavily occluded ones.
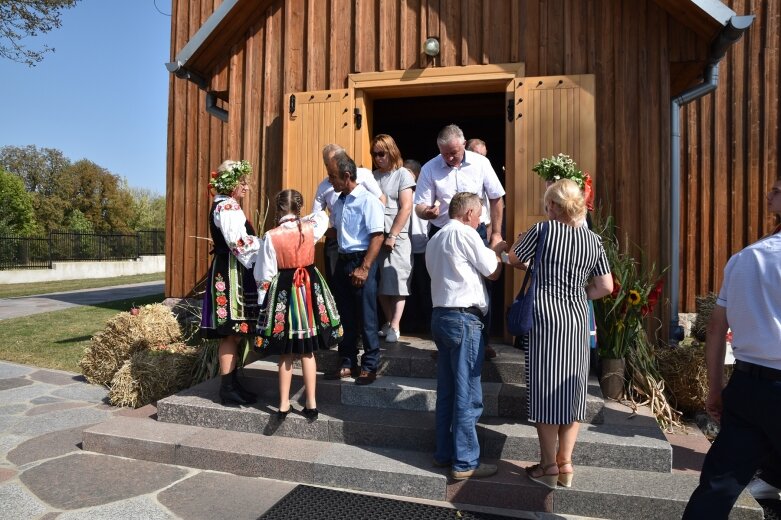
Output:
[679,0,779,310]
[166,0,774,316]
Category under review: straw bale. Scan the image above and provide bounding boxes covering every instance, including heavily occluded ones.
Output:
[692,292,718,341]
[108,343,198,408]
[657,344,708,415]
[79,303,182,386]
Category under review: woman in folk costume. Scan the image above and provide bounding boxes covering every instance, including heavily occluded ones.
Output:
[254,189,342,420]
[200,159,261,406]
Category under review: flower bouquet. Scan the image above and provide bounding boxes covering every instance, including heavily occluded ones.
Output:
[532,153,594,210]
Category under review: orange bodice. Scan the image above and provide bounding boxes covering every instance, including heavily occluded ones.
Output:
[267,222,316,269]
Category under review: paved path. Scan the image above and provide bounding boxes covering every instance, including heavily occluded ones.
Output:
[0,281,165,321]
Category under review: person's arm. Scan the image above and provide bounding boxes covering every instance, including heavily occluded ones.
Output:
[216,201,261,268]
[585,273,613,300]
[351,232,383,286]
[385,188,413,250]
[253,232,276,303]
[488,197,504,246]
[704,305,729,424]
[487,255,503,281]
[416,202,440,220]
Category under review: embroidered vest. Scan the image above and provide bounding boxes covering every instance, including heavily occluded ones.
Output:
[267,221,315,269]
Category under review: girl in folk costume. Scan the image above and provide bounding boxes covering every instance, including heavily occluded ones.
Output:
[254,189,342,420]
[200,159,261,406]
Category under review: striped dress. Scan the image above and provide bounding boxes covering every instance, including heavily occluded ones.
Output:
[515,220,610,424]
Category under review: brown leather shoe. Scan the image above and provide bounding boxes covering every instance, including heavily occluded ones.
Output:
[484,345,497,360]
[354,370,377,385]
[325,367,359,380]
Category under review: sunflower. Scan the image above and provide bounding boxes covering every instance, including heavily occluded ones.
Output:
[627,289,642,305]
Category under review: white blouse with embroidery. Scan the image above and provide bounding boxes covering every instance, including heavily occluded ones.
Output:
[253,210,329,303]
[212,195,261,268]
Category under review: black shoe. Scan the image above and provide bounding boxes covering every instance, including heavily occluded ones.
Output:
[277,407,291,419]
[231,370,258,403]
[219,385,252,406]
[302,407,319,420]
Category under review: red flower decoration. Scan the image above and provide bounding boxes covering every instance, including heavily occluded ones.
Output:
[216,295,228,306]
[641,279,665,316]
[273,323,284,334]
[236,238,245,247]
[239,323,249,333]
[211,171,218,178]
[583,172,595,211]
[610,274,622,299]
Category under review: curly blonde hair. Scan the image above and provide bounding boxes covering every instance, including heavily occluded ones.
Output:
[544,179,586,221]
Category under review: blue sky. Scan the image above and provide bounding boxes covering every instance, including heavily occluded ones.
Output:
[0,0,172,195]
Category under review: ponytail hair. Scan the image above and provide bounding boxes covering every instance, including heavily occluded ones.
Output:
[275,189,305,244]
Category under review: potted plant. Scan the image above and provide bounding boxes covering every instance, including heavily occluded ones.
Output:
[592,211,665,400]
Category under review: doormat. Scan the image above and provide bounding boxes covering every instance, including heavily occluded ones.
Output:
[258,485,517,520]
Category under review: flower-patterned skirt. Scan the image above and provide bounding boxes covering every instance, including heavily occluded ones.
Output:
[255,265,342,355]
[200,253,260,339]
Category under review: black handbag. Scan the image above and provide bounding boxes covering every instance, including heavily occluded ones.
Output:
[506,221,549,337]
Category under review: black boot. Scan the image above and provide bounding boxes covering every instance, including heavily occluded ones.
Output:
[219,374,251,406]
[231,368,257,403]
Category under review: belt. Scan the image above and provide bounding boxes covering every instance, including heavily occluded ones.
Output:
[734,360,781,382]
[441,306,484,320]
[338,251,367,260]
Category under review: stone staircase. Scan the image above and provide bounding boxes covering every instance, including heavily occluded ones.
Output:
[82,337,762,519]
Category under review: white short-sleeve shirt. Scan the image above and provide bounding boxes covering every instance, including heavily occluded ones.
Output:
[425,219,498,315]
[414,150,505,229]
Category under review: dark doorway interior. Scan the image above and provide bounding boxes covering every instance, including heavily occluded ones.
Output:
[371,92,507,337]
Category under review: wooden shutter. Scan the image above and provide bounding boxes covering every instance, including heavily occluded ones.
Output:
[504,74,596,338]
[513,74,596,232]
[282,88,353,210]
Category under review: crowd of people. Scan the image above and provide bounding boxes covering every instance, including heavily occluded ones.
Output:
[195,119,781,510]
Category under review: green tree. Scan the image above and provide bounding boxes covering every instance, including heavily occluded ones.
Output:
[128,187,166,230]
[65,208,93,233]
[0,0,80,66]
[62,159,134,232]
[0,144,71,231]
[0,167,38,235]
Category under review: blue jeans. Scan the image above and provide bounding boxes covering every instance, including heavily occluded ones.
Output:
[331,252,380,372]
[683,369,781,518]
[431,307,486,471]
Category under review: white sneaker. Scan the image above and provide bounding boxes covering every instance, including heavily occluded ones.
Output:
[747,477,781,501]
[378,322,391,337]
[386,327,400,343]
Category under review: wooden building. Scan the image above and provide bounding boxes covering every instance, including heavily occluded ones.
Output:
[164,0,770,334]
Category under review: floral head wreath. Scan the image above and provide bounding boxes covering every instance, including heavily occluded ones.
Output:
[532,153,586,189]
[209,160,252,195]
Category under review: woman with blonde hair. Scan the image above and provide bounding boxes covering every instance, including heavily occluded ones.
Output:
[370,134,415,343]
[200,159,261,406]
[254,189,342,420]
[506,179,613,488]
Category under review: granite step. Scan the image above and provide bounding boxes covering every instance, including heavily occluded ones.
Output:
[209,360,604,422]
[157,380,665,472]
[81,416,762,520]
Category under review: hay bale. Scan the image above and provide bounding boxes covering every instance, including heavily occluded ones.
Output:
[108,343,198,408]
[692,292,718,341]
[79,303,182,386]
[657,343,708,415]
[657,340,733,416]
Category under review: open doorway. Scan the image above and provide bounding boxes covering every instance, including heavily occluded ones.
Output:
[370,92,507,337]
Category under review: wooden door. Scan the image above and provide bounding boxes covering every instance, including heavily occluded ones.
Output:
[504,74,596,337]
[282,88,353,209]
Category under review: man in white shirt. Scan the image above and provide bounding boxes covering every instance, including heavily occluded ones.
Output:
[415,125,505,247]
[426,192,503,480]
[313,144,385,282]
[683,232,781,518]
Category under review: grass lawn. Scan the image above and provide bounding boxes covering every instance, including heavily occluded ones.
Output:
[0,273,164,299]
[0,293,164,373]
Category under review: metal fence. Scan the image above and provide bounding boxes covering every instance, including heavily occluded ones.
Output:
[0,230,165,270]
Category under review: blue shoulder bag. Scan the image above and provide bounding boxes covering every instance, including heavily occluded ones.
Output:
[506,221,548,337]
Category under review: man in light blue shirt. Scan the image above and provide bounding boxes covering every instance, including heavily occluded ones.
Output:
[325,151,385,385]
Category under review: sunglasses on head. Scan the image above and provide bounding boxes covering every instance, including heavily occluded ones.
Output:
[371,150,386,158]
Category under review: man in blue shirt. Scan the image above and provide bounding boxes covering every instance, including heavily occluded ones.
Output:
[324,151,385,385]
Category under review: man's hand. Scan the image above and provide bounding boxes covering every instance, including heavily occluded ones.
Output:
[705,388,723,424]
[421,205,439,220]
[383,236,397,251]
[350,264,369,287]
[489,232,504,248]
